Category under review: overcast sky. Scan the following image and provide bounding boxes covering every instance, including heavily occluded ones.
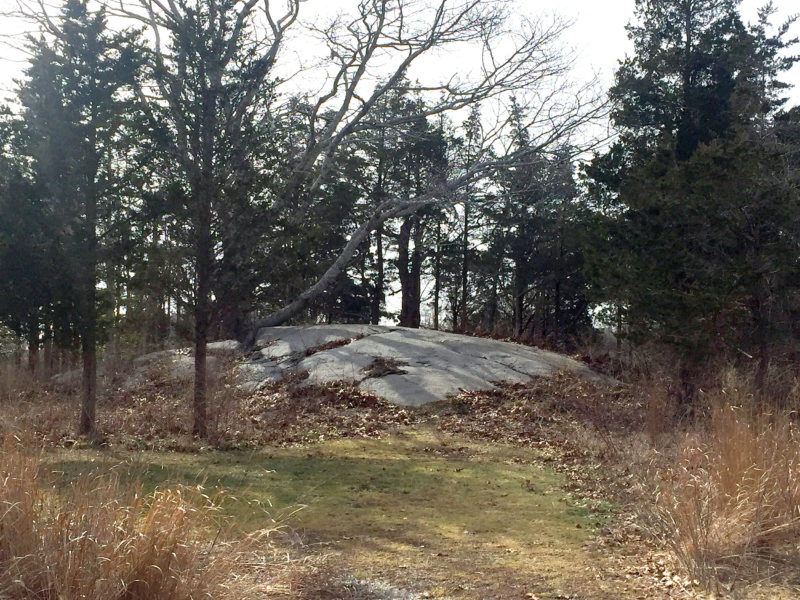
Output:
[559,0,800,106]
[0,0,798,106]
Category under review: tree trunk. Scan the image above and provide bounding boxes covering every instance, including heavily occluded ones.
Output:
[483,273,498,332]
[78,182,98,437]
[79,330,97,437]
[449,292,459,332]
[370,224,384,325]
[42,324,53,375]
[676,361,698,419]
[752,278,772,396]
[27,323,39,373]
[398,217,413,327]
[553,228,565,339]
[370,131,386,326]
[459,201,469,331]
[409,218,423,328]
[249,193,441,339]
[433,220,441,330]
[193,184,212,439]
[513,263,524,335]
[756,336,770,395]
[677,3,695,160]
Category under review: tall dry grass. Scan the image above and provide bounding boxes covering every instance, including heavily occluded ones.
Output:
[643,368,800,594]
[0,435,270,600]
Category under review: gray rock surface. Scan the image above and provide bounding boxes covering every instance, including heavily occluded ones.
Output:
[242,325,605,406]
[255,324,388,359]
[207,340,244,354]
[48,327,603,405]
[236,359,284,392]
[132,348,214,381]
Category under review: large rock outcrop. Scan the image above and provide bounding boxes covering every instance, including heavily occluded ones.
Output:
[239,325,605,406]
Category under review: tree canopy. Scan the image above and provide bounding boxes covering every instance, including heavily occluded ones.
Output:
[0,0,798,435]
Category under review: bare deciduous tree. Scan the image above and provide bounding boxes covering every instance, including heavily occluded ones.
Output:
[16,0,604,437]
[124,0,603,437]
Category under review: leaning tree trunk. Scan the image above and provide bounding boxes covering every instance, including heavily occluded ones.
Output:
[248,194,441,340]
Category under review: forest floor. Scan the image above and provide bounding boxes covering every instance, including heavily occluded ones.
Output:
[41,427,673,600]
[9,367,699,600]
[5,359,799,598]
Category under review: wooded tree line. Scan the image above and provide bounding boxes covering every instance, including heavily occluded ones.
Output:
[585,0,800,398]
[0,0,798,435]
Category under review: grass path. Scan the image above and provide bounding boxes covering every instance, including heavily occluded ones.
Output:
[43,426,647,599]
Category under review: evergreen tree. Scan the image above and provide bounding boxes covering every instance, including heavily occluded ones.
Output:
[0,111,65,370]
[18,0,142,434]
[585,0,799,393]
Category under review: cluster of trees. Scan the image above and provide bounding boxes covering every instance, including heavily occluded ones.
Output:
[585,0,800,397]
[0,0,600,436]
[0,0,798,436]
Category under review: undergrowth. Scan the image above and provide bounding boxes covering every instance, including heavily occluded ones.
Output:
[0,356,415,450]
[640,368,800,596]
[0,435,272,600]
[4,347,800,597]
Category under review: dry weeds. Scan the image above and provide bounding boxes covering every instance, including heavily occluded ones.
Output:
[0,434,281,599]
[640,369,800,596]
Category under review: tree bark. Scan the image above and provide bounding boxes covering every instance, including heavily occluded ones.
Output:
[398,217,413,327]
[513,263,525,335]
[370,224,384,325]
[193,184,212,438]
[78,96,100,437]
[397,216,423,328]
[433,220,441,330]
[79,331,97,436]
[78,174,98,438]
[409,218,423,328]
[370,127,386,325]
[483,273,498,332]
[459,200,469,331]
[27,322,39,374]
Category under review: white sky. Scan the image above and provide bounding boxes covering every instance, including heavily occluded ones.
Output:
[0,0,797,107]
[557,0,800,106]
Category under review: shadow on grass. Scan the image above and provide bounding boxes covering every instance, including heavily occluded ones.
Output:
[41,431,606,598]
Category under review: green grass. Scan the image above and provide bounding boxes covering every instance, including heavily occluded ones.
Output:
[41,427,612,599]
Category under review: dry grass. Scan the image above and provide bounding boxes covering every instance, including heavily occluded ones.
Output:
[0,363,75,443]
[8,344,800,597]
[640,368,800,595]
[0,434,276,600]
[0,355,416,451]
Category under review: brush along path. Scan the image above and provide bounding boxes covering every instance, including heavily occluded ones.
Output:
[41,426,672,600]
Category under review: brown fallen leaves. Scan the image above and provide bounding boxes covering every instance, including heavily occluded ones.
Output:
[213,379,418,448]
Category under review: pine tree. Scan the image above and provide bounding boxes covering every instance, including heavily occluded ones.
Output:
[19,0,142,435]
